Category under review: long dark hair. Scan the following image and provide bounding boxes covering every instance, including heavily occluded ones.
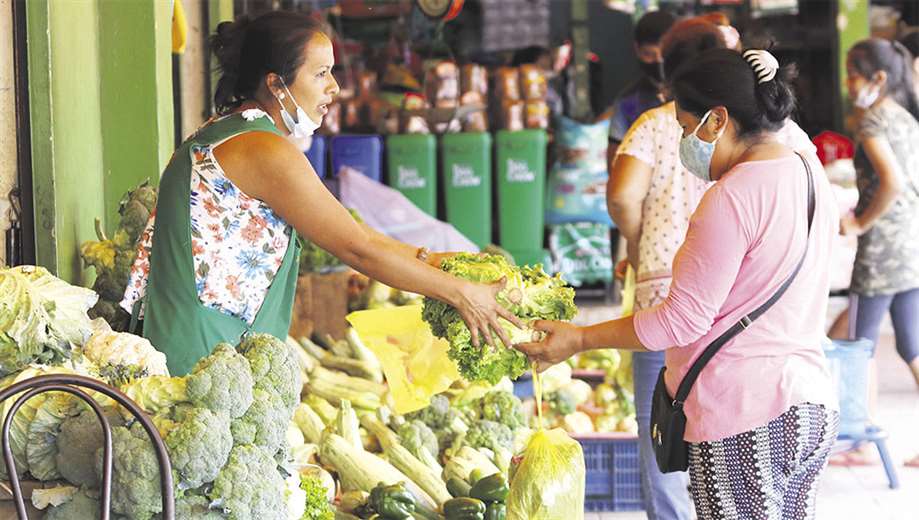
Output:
[849,38,919,120]
[211,11,325,114]
[670,48,797,138]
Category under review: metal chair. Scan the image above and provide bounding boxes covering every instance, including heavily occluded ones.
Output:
[0,374,175,519]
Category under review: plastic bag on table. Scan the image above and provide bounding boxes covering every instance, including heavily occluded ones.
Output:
[506,428,585,520]
[338,167,478,253]
[346,305,460,415]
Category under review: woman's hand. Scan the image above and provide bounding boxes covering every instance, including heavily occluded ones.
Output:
[514,320,585,373]
[840,213,865,236]
[452,278,524,349]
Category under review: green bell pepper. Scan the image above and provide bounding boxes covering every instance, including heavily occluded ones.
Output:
[443,497,486,520]
[484,502,506,520]
[369,482,416,519]
[469,473,509,503]
[447,477,472,498]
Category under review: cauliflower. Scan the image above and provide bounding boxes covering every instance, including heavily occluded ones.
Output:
[478,390,525,429]
[161,407,234,489]
[175,494,226,519]
[209,445,286,520]
[397,420,439,462]
[42,488,100,520]
[31,485,78,510]
[186,343,255,419]
[237,334,302,411]
[82,324,169,385]
[231,389,289,457]
[98,423,165,520]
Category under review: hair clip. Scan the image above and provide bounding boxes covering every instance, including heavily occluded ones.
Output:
[743,49,779,84]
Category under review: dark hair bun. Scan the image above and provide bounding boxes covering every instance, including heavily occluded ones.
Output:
[211,17,252,112]
[753,60,798,124]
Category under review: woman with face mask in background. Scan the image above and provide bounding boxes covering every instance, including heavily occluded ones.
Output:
[841,38,919,391]
[519,48,839,519]
[121,12,519,375]
[606,17,816,519]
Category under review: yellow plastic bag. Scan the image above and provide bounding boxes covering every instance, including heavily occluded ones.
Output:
[506,428,585,520]
[346,305,460,415]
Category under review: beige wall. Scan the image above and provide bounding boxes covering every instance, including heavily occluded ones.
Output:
[0,0,16,266]
[180,0,210,139]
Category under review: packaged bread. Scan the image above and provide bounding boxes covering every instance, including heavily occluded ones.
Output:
[461,64,488,97]
[494,67,521,101]
[500,99,525,131]
[520,64,548,100]
[343,99,362,130]
[460,91,488,132]
[424,61,460,104]
[357,71,378,99]
[525,100,550,129]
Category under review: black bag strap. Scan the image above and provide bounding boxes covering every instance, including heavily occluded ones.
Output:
[672,152,816,405]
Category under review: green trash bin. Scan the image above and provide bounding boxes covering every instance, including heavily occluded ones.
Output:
[442,132,492,248]
[496,129,547,255]
[386,134,437,216]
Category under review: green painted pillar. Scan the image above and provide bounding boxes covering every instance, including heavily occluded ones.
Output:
[26,0,108,283]
[26,0,175,283]
[837,0,870,121]
[98,0,174,227]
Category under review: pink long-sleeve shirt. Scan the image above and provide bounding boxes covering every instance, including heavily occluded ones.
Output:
[634,155,838,443]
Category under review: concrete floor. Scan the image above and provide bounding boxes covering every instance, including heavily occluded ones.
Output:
[572,301,919,520]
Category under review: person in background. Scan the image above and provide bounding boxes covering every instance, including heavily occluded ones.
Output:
[121,12,517,375]
[605,10,677,163]
[511,45,565,118]
[520,47,840,520]
[900,31,919,99]
[840,38,919,468]
[605,16,816,519]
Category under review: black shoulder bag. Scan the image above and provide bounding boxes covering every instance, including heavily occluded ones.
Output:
[650,153,816,473]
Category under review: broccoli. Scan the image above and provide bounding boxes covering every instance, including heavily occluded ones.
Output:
[237,334,302,411]
[478,390,525,430]
[421,253,576,384]
[175,494,226,520]
[42,488,100,520]
[209,445,286,520]
[546,389,578,416]
[98,423,166,520]
[56,406,124,488]
[186,343,255,420]
[300,474,335,520]
[397,420,439,462]
[406,394,452,430]
[161,407,234,490]
[465,420,513,455]
[230,389,289,457]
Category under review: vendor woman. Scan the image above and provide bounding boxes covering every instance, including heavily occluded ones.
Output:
[122,11,517,375]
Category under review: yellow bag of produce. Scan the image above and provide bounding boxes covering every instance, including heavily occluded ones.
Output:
[506,428,585,520]
[347,305,460,414]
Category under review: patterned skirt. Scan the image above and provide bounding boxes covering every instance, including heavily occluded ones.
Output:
[687,403,839,520]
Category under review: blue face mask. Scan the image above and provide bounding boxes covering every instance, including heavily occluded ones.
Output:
[679,110,723,182]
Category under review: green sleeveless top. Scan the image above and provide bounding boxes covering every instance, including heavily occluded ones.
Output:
[140,113,301,375]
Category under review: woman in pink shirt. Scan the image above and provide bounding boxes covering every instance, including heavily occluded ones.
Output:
[519,48,838,520]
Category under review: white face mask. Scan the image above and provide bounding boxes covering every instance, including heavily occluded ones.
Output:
[274,79,321,138]
[679,110,724,183]
[854,82,881,109]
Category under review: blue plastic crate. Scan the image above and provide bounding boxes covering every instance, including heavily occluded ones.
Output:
[305,135,327,179]
[576,435,643,512]
[330,134,383,182]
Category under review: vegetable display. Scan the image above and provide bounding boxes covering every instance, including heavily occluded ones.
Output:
[79,181,157,330]
[421,253,576,384]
